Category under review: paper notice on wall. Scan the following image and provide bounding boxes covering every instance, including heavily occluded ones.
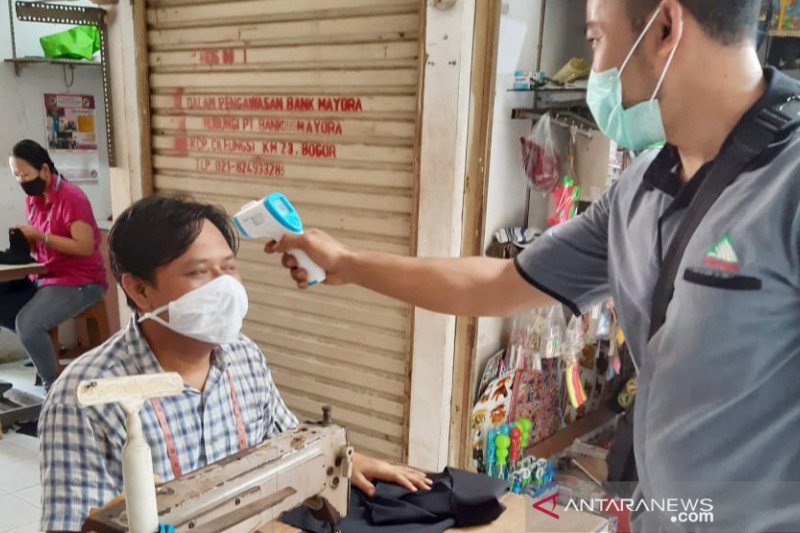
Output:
[44,93,98,151]
[60,167,99,183]
[44,94,100,183]
[497,15,527,74]
[53,151,100,184]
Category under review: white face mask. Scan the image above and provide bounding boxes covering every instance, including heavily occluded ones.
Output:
[138,275,249,345]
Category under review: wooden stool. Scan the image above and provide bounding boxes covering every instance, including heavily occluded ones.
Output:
[47,300,111,376]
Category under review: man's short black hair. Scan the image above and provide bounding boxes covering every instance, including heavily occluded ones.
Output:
[109,195,239,308]
[625,0,761,45]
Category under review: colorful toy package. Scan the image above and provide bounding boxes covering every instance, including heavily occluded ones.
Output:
[471,371,516,472]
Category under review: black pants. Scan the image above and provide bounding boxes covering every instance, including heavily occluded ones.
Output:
[0,279,37,330]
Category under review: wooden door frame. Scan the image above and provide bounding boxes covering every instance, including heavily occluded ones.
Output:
[448,0,501,469]
[402,0,429,463]
[133,0,154,198]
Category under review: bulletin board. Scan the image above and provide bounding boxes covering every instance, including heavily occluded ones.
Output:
[44,93,100,183]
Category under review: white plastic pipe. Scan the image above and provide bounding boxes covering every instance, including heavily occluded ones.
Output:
[121,401,159,533]
[77,373,184,533]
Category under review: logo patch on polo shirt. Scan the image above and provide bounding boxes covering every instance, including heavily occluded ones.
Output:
[703,233,740,272]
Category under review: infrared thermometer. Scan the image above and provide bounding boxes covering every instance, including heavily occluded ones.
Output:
[233,193,326,286]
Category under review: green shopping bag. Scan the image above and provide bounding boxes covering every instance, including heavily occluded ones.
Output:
[39,25,100,61]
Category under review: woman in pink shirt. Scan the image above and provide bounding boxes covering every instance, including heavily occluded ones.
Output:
[2,140,106,391]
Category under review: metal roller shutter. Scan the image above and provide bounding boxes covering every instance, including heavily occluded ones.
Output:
[145,0,424,461]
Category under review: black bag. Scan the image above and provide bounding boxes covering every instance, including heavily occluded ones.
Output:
[649,87,800,339]
[0,228,32,265]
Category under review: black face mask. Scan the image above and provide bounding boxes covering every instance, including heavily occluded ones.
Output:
[20,176,47,196]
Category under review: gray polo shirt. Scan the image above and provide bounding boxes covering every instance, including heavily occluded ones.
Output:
[516,68,800,532]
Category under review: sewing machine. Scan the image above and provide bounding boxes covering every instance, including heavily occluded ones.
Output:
[82,408,353,533]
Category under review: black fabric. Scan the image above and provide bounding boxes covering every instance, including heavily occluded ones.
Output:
[683,269,763,291]
[652,156,715,261]
[14,419,38,437]
[605,345,638,498]
[0,228,33,265]
[648,68,800,340]
[281,467,507,533]
[0,278,37,330]
[642,144,714,199]
[605,407,638,497]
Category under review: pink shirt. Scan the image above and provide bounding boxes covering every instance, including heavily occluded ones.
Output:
[25,174,107,289]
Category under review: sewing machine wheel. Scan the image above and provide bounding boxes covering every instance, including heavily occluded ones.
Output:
[304,495,342,532]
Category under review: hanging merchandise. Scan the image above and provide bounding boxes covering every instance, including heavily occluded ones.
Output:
[611,326,625,376]
[605,327,638,414]
[471,305,626,473]
[547,176,581,227]
[584,301,614,345]
[563,316,588,410]
[506,306,565,371]
[507,309,542,371]
[542,305,566,360]
[475,349,507,403]
[506,306,565,445]
[509,359,562,445]
[606,145,634,189]
[566,124,579,178]
[520,114,561,192]
[470,372,516,472]
[617,378,637,411]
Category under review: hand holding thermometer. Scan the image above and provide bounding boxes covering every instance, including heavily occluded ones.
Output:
[233,193,327,286]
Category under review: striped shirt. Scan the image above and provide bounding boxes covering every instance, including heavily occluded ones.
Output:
[38,318,298,532]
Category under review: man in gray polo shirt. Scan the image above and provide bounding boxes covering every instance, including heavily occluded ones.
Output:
[269,0,800,530]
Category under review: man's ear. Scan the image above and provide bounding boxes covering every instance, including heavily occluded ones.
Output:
[121,273,153,312]
[656,0,684,57]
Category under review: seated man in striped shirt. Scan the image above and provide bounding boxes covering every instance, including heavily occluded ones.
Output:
[38,196,431,533]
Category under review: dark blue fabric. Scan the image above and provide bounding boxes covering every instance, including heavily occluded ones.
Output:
[281,467,507,533]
